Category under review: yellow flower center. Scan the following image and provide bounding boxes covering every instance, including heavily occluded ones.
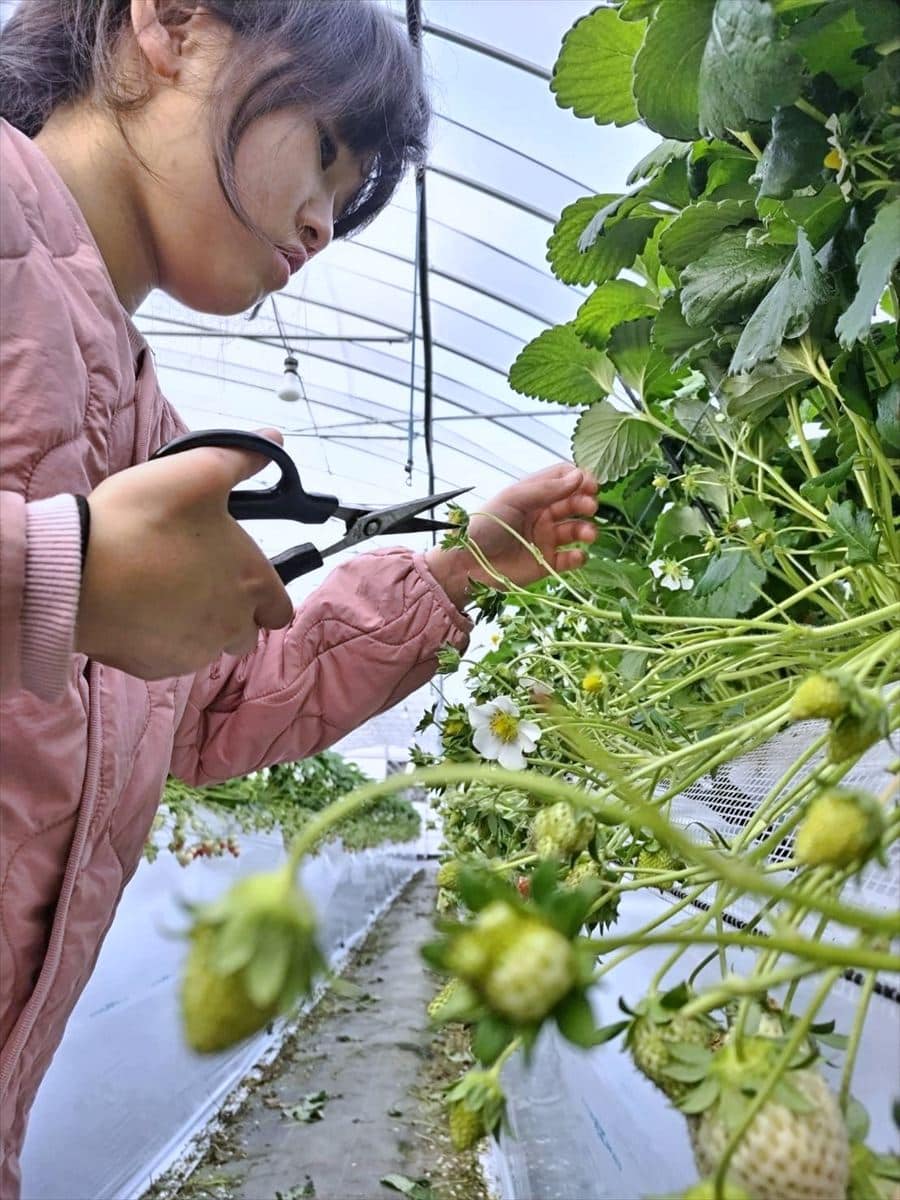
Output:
[489,711,520,743]
[581,670,605,694]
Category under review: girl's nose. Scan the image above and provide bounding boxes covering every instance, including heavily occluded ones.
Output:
[298,196,334,258]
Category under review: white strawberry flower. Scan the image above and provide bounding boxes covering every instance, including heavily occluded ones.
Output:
[649,557,695,591]
[467,696,541,770]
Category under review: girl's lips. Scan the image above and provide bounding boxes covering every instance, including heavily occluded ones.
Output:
[280,248,308,275]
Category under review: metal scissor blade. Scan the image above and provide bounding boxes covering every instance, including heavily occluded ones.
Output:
[334,486,473,547]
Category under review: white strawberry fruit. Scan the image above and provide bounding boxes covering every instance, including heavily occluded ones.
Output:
[690,1066,850,1199]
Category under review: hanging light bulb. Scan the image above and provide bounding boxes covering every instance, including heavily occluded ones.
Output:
[277,353,304,403]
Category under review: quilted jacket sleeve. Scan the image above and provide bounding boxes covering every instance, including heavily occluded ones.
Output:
[169,547,471,786]
[0,173,83,700]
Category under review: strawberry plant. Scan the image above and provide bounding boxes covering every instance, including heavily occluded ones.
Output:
[172,4,899,1195]
[145,751,421,865]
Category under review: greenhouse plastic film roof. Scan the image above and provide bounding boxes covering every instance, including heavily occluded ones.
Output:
[132,0,658,599]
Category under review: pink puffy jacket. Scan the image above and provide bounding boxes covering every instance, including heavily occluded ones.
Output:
[0,120,470,1196]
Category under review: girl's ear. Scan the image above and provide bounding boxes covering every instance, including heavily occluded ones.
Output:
[129,0,194,81]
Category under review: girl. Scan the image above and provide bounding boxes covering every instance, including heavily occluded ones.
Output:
[0,2,598,1192]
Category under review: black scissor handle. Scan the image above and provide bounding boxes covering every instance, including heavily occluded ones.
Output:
[151,429,339,525]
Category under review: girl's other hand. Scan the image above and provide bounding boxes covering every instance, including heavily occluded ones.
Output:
[76,431,293,678]
[425,463,599,610]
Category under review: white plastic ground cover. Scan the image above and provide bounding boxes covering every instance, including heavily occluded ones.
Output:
[490,731,898,1198]
[19,836,419,1200]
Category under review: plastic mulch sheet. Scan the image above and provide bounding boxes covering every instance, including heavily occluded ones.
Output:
[20,836,419,1200]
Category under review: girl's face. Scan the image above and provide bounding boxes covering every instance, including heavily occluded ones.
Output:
[128,20,367,315]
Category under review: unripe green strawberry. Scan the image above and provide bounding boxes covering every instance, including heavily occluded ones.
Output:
[445,901,522,983]
[828,712,885,764]
[637,847,680,875]
[182,925,280,1053]
[564,858,603,889]
[482,921,575,1024]
[179,865,322,1054]
[427,977,479,1023]
[629,1012,714,1101]
[691,1068,850,1200]
[437,860,462,891]
[428,977,462,1020]
[532,801,594,860]
[795,788,884,867]
[790,672,849,721]
[448,1099,485,1150]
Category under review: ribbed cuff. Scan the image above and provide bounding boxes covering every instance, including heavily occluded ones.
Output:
[22,495,82,701]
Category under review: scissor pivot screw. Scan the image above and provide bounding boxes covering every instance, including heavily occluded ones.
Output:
[363,518,382,537]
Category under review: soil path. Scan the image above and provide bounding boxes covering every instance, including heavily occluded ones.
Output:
[161,869,490,1200]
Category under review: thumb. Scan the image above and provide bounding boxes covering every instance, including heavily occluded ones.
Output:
[203,428,287,492]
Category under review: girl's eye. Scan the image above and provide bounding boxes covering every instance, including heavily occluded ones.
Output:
[319,129,337,171]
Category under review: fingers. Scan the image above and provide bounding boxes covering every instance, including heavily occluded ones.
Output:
[253,560,294,630]
[552,519,597,546]
[553,547,588,572]
[548,489,599,522]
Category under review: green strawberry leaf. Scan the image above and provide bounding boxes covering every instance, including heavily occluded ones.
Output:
[572,400,662,483]
[550,6,646,127]
[530,859,561,906]
[836,197,900,348]
[627,140,693,186]
[659,199,756,271]
[548,195,661,286]
[791,0,899,90]
[660,980,691,1009]
[608,317,683,401]
[680,230,789,328]
[473,1015,515,1065]
[730,229,831,374]
[722,356,811,421]
[753,106,830,199]
[633,0,716,140]
[380,1174,437,1200]
[678,1075,720,1114]
[651,296,715,363]
[458,867,508,912]
[845,1095,871,1144]
[661,1060,709,1083]
[620,0,660,18]
[554,991,599,1048]
[574,281,658,349]
[758,184,847,250]
[508,325,615,406]
[652,503,708,551]
[876,381,900,453]
[544,889,593,940]
[799,456,856,498]
[244,925,292,1007]
[591,1018,631,1045]
[282,1090,329,1124]
[667,1042,714,1066]
[826,500,881,564]
[692,549,767,617]
[698,0,804,138]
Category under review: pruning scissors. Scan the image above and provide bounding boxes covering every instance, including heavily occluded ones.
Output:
[151,429,471,584]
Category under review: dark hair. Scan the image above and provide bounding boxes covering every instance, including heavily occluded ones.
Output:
[0,0,429,239]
